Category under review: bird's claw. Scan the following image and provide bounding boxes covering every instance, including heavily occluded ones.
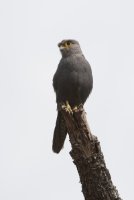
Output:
[62,101,73,114]
[61,102,82,114]
[73,103,84,112]
[72,106,78,112]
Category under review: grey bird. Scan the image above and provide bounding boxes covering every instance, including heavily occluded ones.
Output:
[52,39,93,153]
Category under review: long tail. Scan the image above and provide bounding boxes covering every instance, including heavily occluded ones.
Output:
[52,111,67,153]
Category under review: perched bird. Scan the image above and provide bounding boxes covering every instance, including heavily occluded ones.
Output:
[52,39,93,153]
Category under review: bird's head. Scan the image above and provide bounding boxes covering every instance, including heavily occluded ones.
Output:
[58,39,82,57]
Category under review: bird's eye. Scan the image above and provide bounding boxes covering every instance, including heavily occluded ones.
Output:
[66,41,71,46]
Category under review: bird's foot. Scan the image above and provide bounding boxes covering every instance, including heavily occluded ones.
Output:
[62,101,73,114]
[72,106,78,112]
[72,104,83,112]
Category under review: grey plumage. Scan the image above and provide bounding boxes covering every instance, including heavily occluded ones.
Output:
[52,39,93,153]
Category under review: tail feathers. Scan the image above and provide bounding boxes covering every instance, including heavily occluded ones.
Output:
[52,112,67,153]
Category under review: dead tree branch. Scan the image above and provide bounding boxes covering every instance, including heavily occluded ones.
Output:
[60,104,122,200]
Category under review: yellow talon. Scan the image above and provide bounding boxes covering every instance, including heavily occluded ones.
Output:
[65,101,73,114]
[62,101,73,114]
[73,106,78,112]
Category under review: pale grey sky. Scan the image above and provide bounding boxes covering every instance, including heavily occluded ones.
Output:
[0,0,134,199]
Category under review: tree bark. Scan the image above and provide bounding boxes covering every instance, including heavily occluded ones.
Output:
[60,104,122,200]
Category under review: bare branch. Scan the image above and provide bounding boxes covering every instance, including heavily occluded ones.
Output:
[60,103,122,200]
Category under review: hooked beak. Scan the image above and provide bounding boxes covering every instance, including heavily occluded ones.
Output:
[58,42,68,50]
[59,46,65,50]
